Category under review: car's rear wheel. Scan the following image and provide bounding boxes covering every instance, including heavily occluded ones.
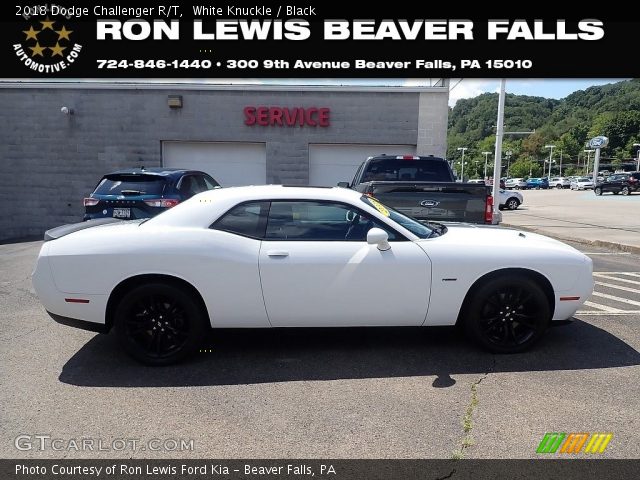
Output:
[621,186,630,196]
[114,283,207,365]
[463,276,550,353]
[595,187,602,195]
[556,184,562,189]
[506,198,520,210]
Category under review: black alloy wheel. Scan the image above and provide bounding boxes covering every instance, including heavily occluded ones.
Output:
[464,276,550,353]
[621,186,630,196]
[595,187,602,196]
[114,283,207,365]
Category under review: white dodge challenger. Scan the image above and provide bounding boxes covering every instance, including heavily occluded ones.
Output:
[33,185,593,365]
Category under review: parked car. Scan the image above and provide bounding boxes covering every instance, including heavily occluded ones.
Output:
[505,178,527,190]
[525,178,549,190]
[83,168,220,221]
[34,185,593,364]
[498,189,524,210]
[570,177,594,190]
[549,177,571,189]
[594,172,640,196]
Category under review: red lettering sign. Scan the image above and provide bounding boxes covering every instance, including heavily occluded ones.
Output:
[244,106,331,127]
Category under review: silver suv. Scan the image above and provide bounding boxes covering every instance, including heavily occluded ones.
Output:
[505,178,526,190]
[549,177,571,189]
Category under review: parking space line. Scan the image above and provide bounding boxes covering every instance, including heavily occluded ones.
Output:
[593,273,640,286]
[591,291,640,307]
[617,272,640,278]
[582,301,624,313]
[575,310,640,316]
[594,281,640,295]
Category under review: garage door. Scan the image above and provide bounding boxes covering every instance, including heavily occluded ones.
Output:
[162,141,266,187]
[309,144,416,187]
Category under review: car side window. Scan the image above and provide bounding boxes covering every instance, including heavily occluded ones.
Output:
[265,201,397,242]
[178,175,199,198]
[202,175,220,189]
[211,202,269,239]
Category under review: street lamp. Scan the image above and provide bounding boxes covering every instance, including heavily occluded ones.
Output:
[457,147,468,182]
[584,149,595,175]
[482,151,491,180]
[544,145,555,177]
[505,150,513,178]
[634,143,640,171]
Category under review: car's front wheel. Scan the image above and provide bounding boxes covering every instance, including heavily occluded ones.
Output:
[595,187,602,195]
[621,186,630,196]
[463,276,550,353]
[114,283,207,365]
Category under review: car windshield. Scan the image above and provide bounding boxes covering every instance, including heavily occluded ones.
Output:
[360,195,434,239]
[93,175,166,195]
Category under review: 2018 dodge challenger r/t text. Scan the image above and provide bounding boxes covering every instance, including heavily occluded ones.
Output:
[32,186,593,365]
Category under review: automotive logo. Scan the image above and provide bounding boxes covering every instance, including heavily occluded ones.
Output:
[536,432,612,454]
[588,136,610,149]
[13,16,82,74]
[420,200,440,207]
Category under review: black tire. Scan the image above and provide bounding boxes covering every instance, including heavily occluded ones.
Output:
[621,186,630,196]
[463,276,550,353]
[114,283,207,365]
[555,184,562,189]
[595,187,602,196]
[514,185,520,190]
[506,198,520,210]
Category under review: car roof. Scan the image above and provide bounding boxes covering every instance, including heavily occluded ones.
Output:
[145,185,369,229]
[197,185,362,203]
[104,168,207,178]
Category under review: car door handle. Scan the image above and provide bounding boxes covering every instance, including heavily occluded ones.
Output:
[267,251,289,258]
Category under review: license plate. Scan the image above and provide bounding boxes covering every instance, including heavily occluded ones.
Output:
[113,208,131,218]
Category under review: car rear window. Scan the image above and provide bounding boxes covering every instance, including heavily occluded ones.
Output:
[93,175,167,195]
[362,158,454,182]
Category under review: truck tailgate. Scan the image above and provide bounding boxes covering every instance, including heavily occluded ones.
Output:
[365,182,489,223]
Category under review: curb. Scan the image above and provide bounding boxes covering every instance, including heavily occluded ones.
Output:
[501,223,640,255]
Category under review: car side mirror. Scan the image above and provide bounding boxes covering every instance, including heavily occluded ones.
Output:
[367,228,390,251]
[337,182,350,188]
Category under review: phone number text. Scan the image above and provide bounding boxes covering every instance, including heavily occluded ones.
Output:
[97,60,213,69]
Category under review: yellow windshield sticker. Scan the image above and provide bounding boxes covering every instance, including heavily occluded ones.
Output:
[368,198,389,217]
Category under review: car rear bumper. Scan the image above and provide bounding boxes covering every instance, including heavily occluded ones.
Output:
[47,311,109,333]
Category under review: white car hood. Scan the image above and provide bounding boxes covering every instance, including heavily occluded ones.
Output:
[422,224,583,255]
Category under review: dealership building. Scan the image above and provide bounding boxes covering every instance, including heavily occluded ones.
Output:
[0,81,450,241]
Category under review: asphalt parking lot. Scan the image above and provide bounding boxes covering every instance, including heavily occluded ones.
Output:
[1,238,639,460]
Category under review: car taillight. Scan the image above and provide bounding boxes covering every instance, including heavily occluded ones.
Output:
[83,198,99,207]
[143,199,180,208]
[485,196,494,224]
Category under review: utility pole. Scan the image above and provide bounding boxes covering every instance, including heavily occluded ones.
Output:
[491,79,506,222]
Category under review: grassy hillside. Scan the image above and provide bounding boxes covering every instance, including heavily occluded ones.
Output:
[447,79,640,178]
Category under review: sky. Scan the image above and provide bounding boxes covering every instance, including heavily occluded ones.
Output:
[255,78,628,106]
[446,79,626,107]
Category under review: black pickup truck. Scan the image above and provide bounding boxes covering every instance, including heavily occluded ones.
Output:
[338,155,495,224]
